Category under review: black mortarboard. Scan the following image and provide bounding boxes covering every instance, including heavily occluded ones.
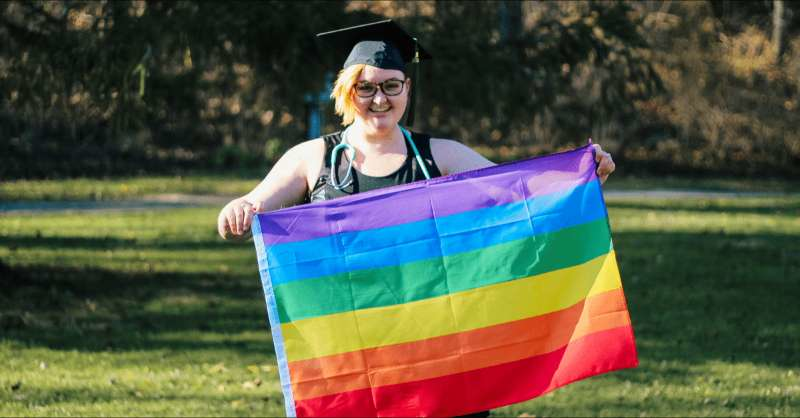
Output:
[316,20,431,70]
[317,20,431,125]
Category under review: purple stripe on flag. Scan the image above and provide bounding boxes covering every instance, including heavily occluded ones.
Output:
[257,145,597,246]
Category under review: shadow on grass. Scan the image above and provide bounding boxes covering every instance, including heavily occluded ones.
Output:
[0,262,272,356]
[613,229,799,369]
[0,235,235,251]
[1,228,798,371]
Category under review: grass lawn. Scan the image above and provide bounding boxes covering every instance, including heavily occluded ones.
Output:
[1,193,798,416]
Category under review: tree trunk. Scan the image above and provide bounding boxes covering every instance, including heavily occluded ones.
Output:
[773,0,786,63]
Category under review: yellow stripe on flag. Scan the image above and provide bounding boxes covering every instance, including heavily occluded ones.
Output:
[281,250,622,362]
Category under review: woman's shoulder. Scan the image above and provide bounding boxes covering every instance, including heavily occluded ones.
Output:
[406,130,460,148]
[428,136,461,146]
[286,137,326,155]
[275,137,328,175]
[303,131,345,152]
[297,130,347,150]
[427,137,495,175]
[428,137,470,155]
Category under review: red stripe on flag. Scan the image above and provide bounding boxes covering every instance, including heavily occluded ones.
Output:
[294,325,637,417]
[290,288,629,400]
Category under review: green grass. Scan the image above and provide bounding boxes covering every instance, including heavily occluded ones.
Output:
[0,208,284,415]
[1,194,799,416]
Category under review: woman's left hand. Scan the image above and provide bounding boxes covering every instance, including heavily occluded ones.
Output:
[592,144,615,184]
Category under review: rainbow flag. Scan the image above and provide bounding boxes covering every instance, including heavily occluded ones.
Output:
[252,145,637,417]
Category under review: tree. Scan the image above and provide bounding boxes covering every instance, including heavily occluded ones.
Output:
[773,0,786,63]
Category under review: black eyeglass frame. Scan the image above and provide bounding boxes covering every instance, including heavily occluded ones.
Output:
[353,78,407,98]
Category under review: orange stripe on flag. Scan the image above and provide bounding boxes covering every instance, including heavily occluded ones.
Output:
[289,288,630,401]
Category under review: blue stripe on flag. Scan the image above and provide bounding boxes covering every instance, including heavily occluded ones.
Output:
[267,179,606,286]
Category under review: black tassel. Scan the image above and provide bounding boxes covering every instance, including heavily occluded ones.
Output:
[406,37,420,127]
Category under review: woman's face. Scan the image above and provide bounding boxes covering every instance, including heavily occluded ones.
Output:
[352,65,408,135]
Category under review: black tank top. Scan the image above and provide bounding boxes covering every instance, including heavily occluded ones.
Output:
[308,130,442,203]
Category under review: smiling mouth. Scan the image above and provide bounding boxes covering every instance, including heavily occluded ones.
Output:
[369,106,392,113]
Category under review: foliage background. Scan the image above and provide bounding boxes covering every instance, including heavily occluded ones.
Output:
[1,0,798,178]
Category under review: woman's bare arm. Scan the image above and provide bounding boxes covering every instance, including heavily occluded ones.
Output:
[217,139,324,240]
[431,138,615,182]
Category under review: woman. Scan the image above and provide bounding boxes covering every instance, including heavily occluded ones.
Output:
[217,21,615,241]
[218,20,616,418]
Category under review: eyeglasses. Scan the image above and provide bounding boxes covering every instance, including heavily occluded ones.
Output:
[353,78,406,98]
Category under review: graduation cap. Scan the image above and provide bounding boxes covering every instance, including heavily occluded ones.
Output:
[317,19,431,126]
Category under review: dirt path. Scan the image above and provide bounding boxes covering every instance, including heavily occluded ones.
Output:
[0,190,791,214]
[0,194,232,214]
[602,189,789,200]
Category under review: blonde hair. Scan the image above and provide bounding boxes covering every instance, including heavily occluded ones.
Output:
[330,64,365,126]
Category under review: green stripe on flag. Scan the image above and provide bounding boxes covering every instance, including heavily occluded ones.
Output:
[275,218,613,323]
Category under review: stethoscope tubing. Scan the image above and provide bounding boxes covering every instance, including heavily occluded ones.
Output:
[330,125,431,191]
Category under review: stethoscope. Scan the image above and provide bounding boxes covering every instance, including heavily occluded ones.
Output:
[330,125,431,190]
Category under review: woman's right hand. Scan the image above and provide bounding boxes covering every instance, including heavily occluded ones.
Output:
[217,198,257,240]
[215,139,323,241]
